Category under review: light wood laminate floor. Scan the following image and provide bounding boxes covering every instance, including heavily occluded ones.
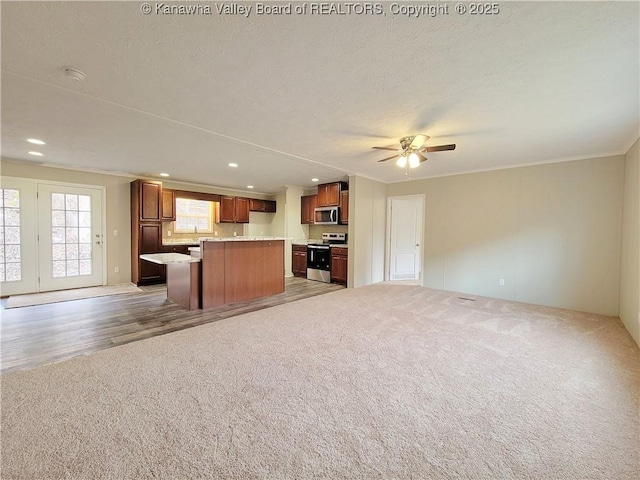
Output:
[1,277,344,374]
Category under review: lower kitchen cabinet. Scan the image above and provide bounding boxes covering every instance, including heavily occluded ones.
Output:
[292,245,307,277]
[330,247,348,285]
[162,244,193,255]
[136,223,164,284]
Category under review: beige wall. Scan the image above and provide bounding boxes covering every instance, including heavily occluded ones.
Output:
[388,156,625,316]
[348,175,387,288]
[284,186,310,276]
[619,138,640,346]
[270,193,286,239]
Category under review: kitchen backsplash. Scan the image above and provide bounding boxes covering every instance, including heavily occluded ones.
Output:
[309,224,348,239]
[162,221,244,243]
[162,221,344,243]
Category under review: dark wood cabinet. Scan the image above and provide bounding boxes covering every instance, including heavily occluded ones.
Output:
[135,180,162,221]
[131,180,165,285]
[301,194,317,224]
[138,223,164,284]
[292,244,307,277]
[330,247,348,285]
[161,244,192,254]
[339,190,349,225]
[249,199,277,213]
[264,200,277,213]
[221,196,250,223]
[235,197,250,223]
[161,189,176,221]
[316,182,347,207]
[220,196,236,223]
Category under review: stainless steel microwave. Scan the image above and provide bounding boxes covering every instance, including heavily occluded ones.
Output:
[314,206,339,225]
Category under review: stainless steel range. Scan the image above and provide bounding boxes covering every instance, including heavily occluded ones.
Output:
[307,233,347,283]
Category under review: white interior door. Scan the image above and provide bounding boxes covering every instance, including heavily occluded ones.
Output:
[37,184,104,292]
[0,178,39,296]
[389,196,423,280]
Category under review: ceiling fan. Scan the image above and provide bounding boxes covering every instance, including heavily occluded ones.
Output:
[373,134,456,169]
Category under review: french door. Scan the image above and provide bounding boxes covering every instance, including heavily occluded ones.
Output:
[0,178,105,295]
[0,178,38,296]
[37,184,104,292]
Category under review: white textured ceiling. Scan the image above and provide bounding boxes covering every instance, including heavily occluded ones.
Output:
[1,1,638,193]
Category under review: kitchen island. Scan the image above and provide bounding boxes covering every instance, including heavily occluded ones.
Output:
[200,238,285,308]
[140,238,285,310]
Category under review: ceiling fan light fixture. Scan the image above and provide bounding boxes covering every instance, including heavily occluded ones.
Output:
[396,156,407,168]
[409,153,420,168]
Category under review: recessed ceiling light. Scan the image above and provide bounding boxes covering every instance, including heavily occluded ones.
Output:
[159,173,170,177]
[28,151,44,156]
[27,138,46,145]
[228,163,238,168]
[311,178,319,182]
[247,185,254,189]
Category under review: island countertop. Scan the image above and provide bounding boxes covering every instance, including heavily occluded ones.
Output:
[140,253,200,264]
[162,237,286,246]
[200,237,286,242]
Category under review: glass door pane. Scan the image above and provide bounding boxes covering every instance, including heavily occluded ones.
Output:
[50,193,94,278]
[38,184,104,292]
[1,188,22,282]
[0,178,38,296]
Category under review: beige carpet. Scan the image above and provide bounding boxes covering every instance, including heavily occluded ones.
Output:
[4,283,143,308]
[1,284,638,479]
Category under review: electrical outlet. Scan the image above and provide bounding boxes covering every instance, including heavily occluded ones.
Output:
[214,231,219,236]
[114,266,120,273]
[113,230,118,236]
[233,231,237,237]
[167,231,171,237]
[499,278,505,286]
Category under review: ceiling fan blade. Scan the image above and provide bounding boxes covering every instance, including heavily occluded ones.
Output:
[410,134,429,149]
[416,152,428,163]
[372,146,400,151]
[424,144,456,152]
[377,154,399,163]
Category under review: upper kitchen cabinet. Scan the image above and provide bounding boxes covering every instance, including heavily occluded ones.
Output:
[132,180,162,221]
[339,190,349,225]
[316,182,348,207]
[220,196,250,223]
[161,189,176,221]
[301,194,317,224]
[249,199,277,213]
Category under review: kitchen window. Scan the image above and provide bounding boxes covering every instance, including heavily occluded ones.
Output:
[175,198,215,233]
